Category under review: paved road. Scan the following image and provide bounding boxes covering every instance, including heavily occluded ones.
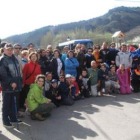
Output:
[0,93,140,140]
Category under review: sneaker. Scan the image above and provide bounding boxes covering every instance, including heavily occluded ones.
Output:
[35,113,46,121]
[98,92,101,96]
[11,119,23,124]
[3,122,14,128]
[102,88,105,93]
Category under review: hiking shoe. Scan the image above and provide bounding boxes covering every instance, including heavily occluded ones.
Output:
[35,113,46,121]
[3,122,14,128]
[31,114,36,120]
[11,119,23,124]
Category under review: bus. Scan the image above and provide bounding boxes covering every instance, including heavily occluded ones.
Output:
[58,39,93,50]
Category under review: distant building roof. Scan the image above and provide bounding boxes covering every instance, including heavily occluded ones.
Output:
[112,31,125,38]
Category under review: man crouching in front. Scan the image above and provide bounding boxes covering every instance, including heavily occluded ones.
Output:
[27,74,55,121]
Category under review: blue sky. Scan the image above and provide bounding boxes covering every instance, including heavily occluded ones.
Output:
[0,0,140,39]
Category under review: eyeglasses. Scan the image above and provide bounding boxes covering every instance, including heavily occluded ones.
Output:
[15,48,21,50]
[60,77,64,78]
[88,51,92,52]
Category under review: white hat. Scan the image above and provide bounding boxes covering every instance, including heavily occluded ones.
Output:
[65,74,72,78]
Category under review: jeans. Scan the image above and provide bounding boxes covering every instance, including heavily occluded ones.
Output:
[91,84,98,96]
[2,92,19,124]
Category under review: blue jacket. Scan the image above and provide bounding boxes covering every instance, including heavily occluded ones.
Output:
[65,57,79,77]
[130,51,139,69]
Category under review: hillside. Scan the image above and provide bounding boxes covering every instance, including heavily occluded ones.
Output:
[3,6,140,47]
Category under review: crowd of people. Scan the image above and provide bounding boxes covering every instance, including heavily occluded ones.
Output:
[0,41,140,128]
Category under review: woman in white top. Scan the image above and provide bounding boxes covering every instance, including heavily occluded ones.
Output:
[50,49,64,80]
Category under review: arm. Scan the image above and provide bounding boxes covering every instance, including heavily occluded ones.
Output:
[33,88,50,104]
[116,69,125,86]
[115,53,120,67]
[22,63,29,85]
[65,59,76,68]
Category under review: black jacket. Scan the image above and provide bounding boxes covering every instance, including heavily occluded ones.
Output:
[0,54,22,92]
[58,81,70,99]
[50,57,64,80]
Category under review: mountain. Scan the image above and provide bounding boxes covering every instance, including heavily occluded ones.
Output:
[3,6,140,47]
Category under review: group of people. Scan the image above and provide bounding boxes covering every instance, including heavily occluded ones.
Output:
[0,41,140,128]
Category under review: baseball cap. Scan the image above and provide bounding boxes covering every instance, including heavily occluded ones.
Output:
[4,43,13,49]
[51,79,58,83]
[65,74,72,78]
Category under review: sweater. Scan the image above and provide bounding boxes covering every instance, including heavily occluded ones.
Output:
[65,57,79,77]
[88,68,99,86]
[23,61,41,85]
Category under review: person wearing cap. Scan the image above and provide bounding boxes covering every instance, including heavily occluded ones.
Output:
[58,75,74,105]
[45,79,61,107]
[131,63,140,92]
[0,43,23,128]
[65,50,79,78]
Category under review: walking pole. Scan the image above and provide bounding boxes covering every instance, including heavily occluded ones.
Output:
[13,92,19,130]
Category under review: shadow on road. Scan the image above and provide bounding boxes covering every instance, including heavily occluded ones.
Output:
[5,99,99,140]
[0,133,11,140]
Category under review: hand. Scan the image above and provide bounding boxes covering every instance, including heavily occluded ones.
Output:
[11,83,17,90]
[79,75,82,80]
[75,94,79,97]
[46,99,51,104]
[98,59,102,62]
[57,96,61,100]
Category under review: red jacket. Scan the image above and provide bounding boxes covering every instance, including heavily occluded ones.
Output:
[72,81,80,94]
[23,61,41,85]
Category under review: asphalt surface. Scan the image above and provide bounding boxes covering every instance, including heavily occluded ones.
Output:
[0,92,140,140]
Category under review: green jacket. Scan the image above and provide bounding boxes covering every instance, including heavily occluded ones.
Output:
[88,68,99,86]
[27,83,49,112]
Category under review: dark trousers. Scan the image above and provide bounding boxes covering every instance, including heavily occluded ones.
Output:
[2,92,18,124]
[31,103,55,116]
[131,79,140,92]
[62,96,74,106]
[19,85,30,108]
[81,89,90,98]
